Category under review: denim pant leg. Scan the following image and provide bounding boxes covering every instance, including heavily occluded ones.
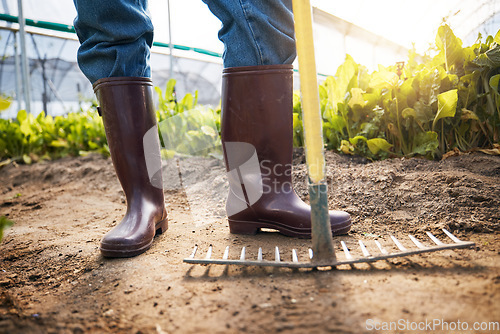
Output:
[73,0,153,84]
[202,0,296,68]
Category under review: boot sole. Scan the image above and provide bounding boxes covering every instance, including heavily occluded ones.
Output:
[228,218,352,239]
[100,218,168,258]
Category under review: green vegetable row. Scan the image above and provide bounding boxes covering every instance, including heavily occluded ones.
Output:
[0,104,108,166]
[0,24,499,165]
[292,25,500,159]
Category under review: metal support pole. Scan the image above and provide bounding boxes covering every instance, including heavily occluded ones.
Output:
[17,0,31,113]
[167,0,174,79]
[14,32,23,112]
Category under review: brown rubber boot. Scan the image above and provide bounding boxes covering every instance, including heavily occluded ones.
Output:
[221,65,351,238]
[93,77,168,257]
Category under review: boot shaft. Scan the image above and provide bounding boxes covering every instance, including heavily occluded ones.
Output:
[93,77,157,135]
[221,65,294,184]
[93,77,163,201]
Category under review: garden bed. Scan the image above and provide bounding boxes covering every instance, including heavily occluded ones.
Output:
[0,151,499,333]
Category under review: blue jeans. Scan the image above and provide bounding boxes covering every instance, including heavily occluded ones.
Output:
[73,0,296,84]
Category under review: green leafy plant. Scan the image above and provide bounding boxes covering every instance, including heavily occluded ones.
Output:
[0,216,14,242]
[155,79,222,158]
[292,25,500,160]
[0,79,219,164]
[155,78,200,119]
[0,95,11,113]
[0,108,108,164]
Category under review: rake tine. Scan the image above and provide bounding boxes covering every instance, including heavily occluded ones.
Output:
[408,235,426,249]
[359,240,371,257]
[442,228,462,243]
[374,240,388,255]
[426,231,444,245]
[222,246,230,260]
[390,235,408,251]
[240,247,246,261]
[184,231,474,268]
[205,245,213,259]
[340,241,352,260]
[189,245,198,259]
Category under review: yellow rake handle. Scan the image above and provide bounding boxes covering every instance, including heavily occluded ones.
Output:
[292,0,325,184]
[293,0,335,263]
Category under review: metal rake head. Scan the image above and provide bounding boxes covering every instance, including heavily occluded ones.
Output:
[183,229,475,268]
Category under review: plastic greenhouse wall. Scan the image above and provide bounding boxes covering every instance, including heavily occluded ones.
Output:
[0,25,224,119]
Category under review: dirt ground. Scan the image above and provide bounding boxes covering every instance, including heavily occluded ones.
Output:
[0,150,499,334]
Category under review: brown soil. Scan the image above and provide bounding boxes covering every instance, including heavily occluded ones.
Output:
[0,151,499,334]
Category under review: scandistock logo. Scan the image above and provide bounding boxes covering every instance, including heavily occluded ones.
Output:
[142,108,304,218]
[143,107,222,189]
[223,142,263,216]
[141,108,266,219]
